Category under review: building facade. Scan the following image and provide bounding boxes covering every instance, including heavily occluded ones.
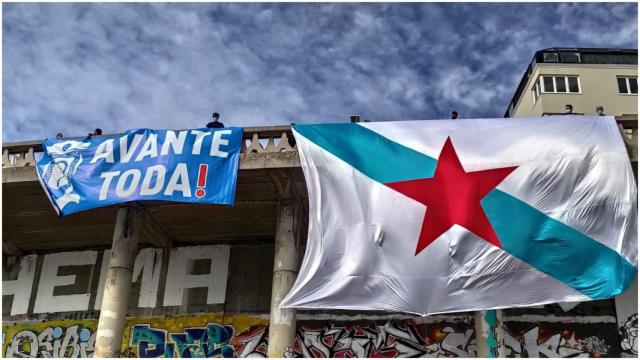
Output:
[2,49,638,358]
[505,48,637,118]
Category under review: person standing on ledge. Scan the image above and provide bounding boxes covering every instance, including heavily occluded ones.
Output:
[451,111,458,120]
[87,128,103,138]
[207,112,225,128]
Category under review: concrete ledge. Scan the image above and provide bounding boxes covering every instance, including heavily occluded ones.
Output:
[240,152,300,170]
[3,166,38,184]
[3,152,301,184]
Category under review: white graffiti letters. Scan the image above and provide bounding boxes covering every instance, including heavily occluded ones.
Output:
[5,326,95,358]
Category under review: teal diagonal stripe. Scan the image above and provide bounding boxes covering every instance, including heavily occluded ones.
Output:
[293,123,436,183]
[294,122,637,299]
[482,189,637,299]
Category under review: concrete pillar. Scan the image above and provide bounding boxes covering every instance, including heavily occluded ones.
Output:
[267,201,299,357]
[475,309,504,358]
[94,206,141,357]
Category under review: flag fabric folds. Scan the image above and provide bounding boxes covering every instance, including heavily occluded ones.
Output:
[280,116,637,316]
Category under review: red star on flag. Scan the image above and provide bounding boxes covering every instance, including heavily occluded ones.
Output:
[386,137,518,255]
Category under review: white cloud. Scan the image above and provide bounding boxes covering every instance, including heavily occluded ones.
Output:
[2,3,637,141]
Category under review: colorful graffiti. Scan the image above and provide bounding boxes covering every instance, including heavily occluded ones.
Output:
[121,314,269,358]
[503,320,622,357]
[2,320,97,358]
[122,316,476,358]
[129,324,236,357]
[3,314,627,358]
[289,318,475,358]
[4,315,474,358]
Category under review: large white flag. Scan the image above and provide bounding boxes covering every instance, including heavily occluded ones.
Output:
[280,116,637,316]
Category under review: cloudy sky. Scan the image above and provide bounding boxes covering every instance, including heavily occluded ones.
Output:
[2,2,637,141]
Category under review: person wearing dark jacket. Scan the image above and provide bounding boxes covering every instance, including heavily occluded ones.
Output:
[206,112,225,128]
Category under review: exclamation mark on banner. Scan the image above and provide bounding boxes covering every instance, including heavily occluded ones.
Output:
[195,164,208,198]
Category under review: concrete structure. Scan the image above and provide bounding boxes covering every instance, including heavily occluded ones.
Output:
[505,48,637,118]
[267,201,300,357]
[94,206,142,357]
[3,119,638,358]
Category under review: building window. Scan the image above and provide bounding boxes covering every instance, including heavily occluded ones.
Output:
[543,52,559,63]
[532,82,541,102]
[555,76,567,92]
[617,76,638,94]
[560,52,581,63]
[568,77,579,92]
[539,75,580,94]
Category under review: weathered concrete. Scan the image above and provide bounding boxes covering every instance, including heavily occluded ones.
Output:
[225,244,275,313]
[474,311,489,357]
[475,309,505,358]
[267,202,299,357]
[94,206,141,357]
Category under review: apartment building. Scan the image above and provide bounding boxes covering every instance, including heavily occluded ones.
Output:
[505,48,637,117]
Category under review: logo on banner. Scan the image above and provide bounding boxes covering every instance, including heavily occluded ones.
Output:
[40,140,91,210]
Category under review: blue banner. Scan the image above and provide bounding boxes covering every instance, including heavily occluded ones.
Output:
[36,127,243,216]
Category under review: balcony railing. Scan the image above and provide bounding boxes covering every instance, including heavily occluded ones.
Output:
[2,126,298,169]
[2,118,637,172]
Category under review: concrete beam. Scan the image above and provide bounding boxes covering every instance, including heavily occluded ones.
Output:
[1,152,300,184]
[2,166,38,183]
[2,231,23,256]
[140,207,173,248]
[240,151,300,170]
[267,169,293,200]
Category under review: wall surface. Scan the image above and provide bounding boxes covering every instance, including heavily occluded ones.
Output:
[3,245,635,358]
[2,314,479,358]
[2,244,273,318]
[512,64,638,117]
[502,301,624,357]
[615,278,639,357]
[3,309,630,358]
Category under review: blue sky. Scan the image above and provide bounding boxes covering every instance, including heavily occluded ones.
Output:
[2,3,637,142]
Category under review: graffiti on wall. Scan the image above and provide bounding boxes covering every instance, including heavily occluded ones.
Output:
[3,314,627,358]
[123,316,476,358]
[121,314,269,358]
[503,319,622,357]
[289,318,475,358]
[4,315,474,358]
[123,317,479,358]
[2,320,97,358]
[619,314,638,356]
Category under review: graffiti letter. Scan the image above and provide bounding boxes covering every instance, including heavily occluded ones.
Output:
[33,251,97,313]
[2,255,37,315]
[130,325,170,358]
[523,327,561,358]
[7,330,38,358]
[163,246,230,306]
